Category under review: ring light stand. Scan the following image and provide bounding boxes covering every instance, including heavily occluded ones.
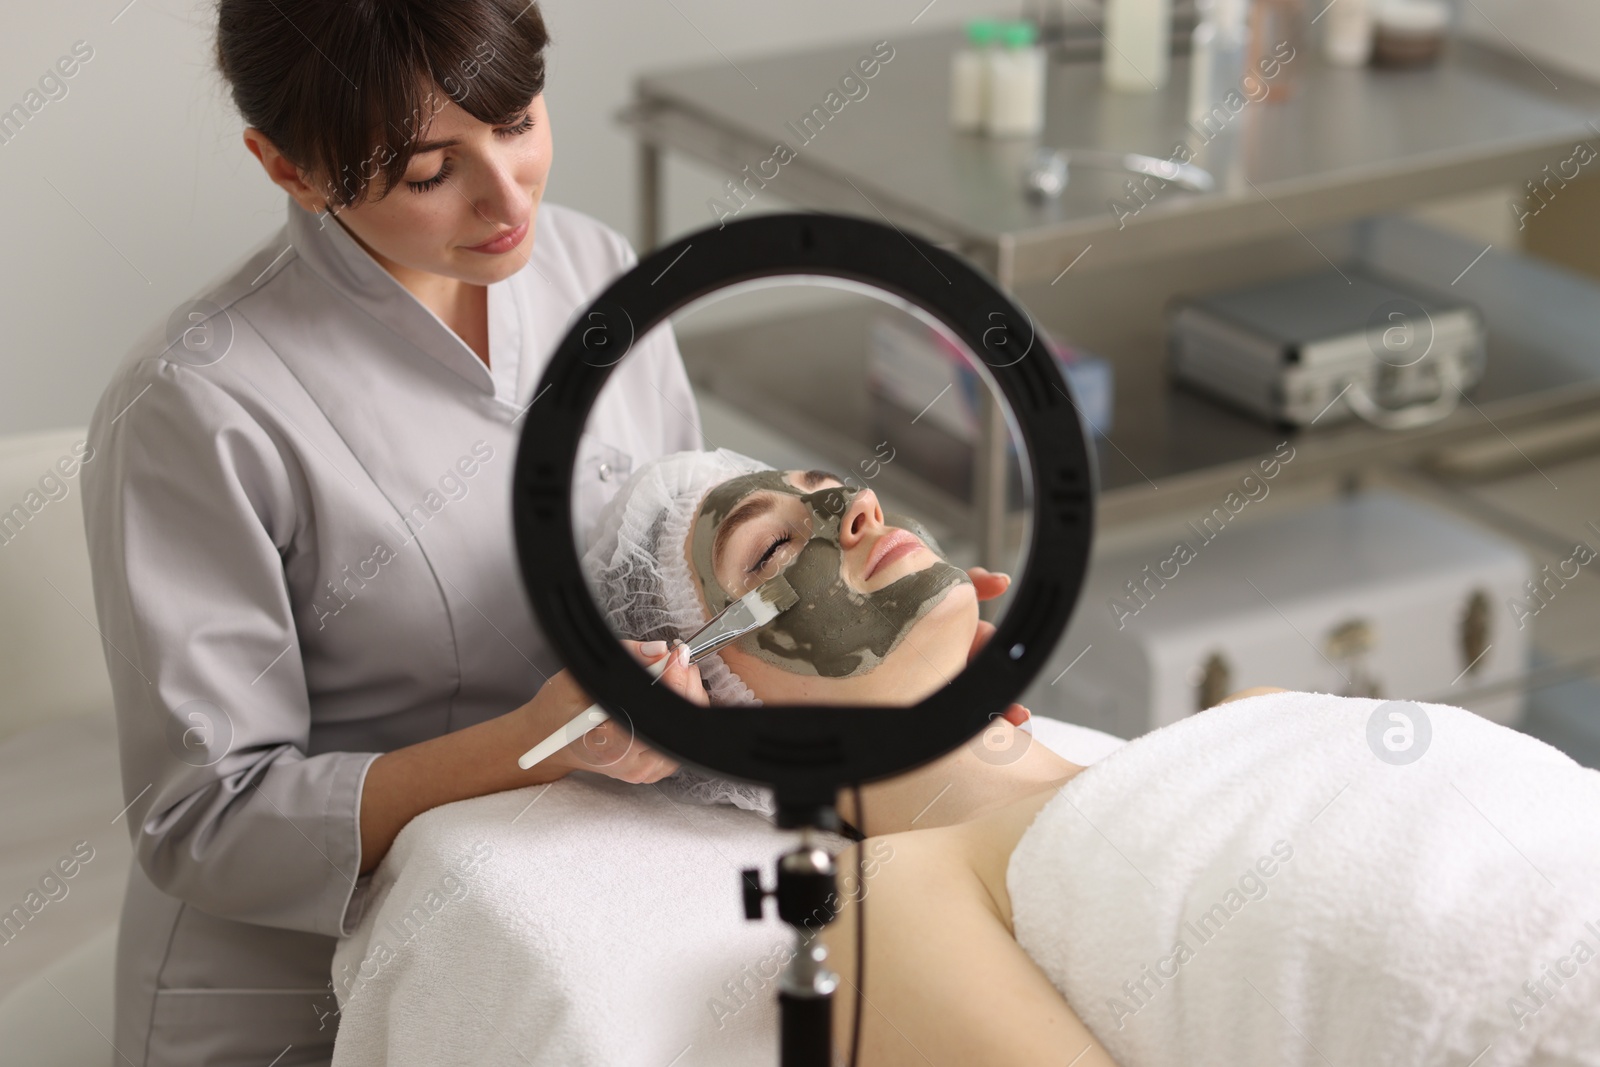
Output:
[511,212,1096,1067]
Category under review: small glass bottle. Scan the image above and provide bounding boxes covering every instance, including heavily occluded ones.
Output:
[950,19,999,132]
[1246,0,1305,103]
[1188,0,1249,127]
[986,21,1048,137]
[1104,0,1173,92]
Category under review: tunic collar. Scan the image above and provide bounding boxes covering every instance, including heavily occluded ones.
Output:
[285,199,523,403]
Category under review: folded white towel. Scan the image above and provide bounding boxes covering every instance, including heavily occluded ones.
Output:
[330,717,1122,1067]
[1009,691,1600,1067]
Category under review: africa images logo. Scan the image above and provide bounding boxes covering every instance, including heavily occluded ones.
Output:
[1366,700,1432,765]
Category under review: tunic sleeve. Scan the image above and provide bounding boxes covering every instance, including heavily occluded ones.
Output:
[82,356,378,938]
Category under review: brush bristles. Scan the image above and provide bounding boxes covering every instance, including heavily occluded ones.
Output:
[742,575,799,623]
[681,576,800,662]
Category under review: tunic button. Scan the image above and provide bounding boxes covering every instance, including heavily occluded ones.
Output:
[597,462,613,482]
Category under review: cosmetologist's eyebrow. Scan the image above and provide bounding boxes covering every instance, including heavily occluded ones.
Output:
[712,494,777,569]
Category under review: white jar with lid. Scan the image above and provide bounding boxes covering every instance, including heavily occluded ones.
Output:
[951,19,1000,131]
[1105,0,1172,91]
[1324,0,1374,66]
[986,20,1048,137]
[1373,0,1450,67]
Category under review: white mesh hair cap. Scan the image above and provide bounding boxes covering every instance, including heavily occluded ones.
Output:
[581,448,779,815]
[581,447,773,706]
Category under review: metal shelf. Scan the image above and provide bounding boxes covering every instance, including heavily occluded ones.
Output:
[630,26,1600,569]
[630,31,1600,285]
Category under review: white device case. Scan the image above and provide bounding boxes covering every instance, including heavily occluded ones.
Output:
[1033,490,1532,738]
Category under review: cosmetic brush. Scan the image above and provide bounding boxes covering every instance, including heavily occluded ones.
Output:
[516,574,799,770]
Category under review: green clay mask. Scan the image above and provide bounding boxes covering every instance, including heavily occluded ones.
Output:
[689,471,971,679]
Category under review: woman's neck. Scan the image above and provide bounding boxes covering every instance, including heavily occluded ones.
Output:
[836,720,1082,838]
[337,218,492,367]
[420,277,489,367]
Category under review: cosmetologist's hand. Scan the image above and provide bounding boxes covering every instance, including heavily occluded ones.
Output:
[1218,685,1288,705]
[965,567,1030,727]
[560,640,708,784]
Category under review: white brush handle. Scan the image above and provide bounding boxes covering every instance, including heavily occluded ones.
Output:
[516,656,669,770]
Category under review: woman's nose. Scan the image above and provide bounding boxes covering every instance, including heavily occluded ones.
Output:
[837,488,884,550]
[472,156,532,227]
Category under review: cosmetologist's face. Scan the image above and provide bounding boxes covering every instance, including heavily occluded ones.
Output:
[333,92,552,286]
[250,90,554,288]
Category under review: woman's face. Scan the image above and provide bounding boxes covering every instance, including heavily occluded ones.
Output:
[690,469,978,706]
[315,91,551,287]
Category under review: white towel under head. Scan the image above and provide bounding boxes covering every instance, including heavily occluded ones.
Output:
[1008,691,1600,1067]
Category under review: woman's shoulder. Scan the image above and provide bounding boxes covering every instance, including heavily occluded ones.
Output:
[85,230,307,493]
[858,820,999,924]
[105,223,293,381]
[91,298,277,445]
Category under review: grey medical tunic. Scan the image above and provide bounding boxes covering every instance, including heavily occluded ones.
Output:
[81,198,701,1066]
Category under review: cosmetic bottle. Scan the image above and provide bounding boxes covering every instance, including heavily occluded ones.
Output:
[1188,0,1249,126]
[1323,0,1373,65]
[1022,0,1071,46]
[1104,0,1173,92]
[1372,0,1450,67]
[951,19,999,132]
[1246,0,1305,102]
[987,21,1048,137]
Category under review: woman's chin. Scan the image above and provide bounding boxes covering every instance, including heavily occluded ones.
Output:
[896,581,980,682]
[922,577,980,642]
[829,581,979,706]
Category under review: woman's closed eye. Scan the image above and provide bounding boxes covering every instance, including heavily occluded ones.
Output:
[406,158,454,193]
[749,532,793,575]
[727,516,809,599]
[494,112,536,137]
[710,480,825,598]
[405,112,537,193]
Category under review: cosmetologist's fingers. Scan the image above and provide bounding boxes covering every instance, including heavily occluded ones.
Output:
[621,639,672,668]
[685,663,709,707]
[966,567,1011,601]
[654,642,706,703]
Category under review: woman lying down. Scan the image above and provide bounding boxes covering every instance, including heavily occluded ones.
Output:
[586,449,1600,1067]
[335,449,1600,1067]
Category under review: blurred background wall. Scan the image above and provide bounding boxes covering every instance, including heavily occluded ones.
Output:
[0,0,1593,436]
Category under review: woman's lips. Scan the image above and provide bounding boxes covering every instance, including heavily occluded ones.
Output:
[464,219,529,255]
[864,528,927,581]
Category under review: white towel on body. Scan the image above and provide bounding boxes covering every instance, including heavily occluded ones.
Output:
[329,716,1122,1067]
[1008,691,1600,1067]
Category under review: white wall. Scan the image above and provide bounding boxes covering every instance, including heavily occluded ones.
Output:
[1,0,1594,437]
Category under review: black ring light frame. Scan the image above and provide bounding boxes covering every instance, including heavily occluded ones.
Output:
[512,212,1096,827]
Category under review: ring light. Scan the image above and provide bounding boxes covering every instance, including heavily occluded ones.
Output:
[511,211,1096,826]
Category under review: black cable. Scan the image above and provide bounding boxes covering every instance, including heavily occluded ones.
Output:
[848,782,865,1067]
